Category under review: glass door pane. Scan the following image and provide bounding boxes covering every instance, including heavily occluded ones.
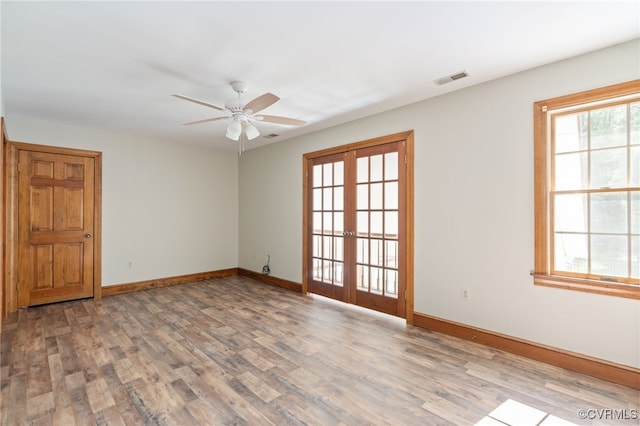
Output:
[311,158,345,288]
[355,149,400,300]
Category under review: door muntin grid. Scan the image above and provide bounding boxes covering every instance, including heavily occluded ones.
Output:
[356,151,399,298]
[312,160,345,286]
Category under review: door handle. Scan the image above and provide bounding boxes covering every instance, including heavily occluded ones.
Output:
[84,233,92,238]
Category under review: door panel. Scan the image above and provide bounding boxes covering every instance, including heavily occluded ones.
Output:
[18,150,95,307]
[308,153,347,301]
[352,143,405,317]
[306,139,406,318]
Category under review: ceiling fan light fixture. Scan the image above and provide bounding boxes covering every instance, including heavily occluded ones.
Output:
[226,119,242,141]
[174,80,306,148]
[245,123,260,140]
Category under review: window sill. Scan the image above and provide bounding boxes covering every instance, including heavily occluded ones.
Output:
[533,274,640,300]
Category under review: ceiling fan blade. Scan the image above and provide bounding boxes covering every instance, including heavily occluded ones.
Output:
[172,94,226,111]
[243,93,279,114]
[182,116,230,125]
[256,114,307,126]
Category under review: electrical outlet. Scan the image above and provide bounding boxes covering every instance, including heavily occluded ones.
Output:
[462,289,471,301]
[127,260,133,268]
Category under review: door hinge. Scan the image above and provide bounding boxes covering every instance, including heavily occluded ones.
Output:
[17,162,21,173]
[404,154,407,165]
[16,281,19,292]
[405,289,407,300]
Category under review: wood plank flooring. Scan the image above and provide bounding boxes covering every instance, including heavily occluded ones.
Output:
[1,276,638,425]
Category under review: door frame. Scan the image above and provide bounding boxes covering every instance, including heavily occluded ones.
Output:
[5,141,102,315]
[302,131,414,324]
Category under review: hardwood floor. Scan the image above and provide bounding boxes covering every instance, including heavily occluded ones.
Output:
[1,276,638,425]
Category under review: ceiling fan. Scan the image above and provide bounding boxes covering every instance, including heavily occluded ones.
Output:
[172,81,306,143]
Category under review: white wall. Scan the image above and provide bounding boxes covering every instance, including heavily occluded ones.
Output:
[6,115,239,286]
[239,39,640,368]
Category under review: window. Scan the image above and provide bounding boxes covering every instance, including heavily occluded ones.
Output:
[533,80,640,299]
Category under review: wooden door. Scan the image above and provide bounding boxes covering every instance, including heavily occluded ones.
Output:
[351,142,406,317]
[306,134,410,318]
[17,149,96,307]
[308,152,349,302]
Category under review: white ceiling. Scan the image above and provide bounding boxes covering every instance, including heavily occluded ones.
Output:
[2,1,639,151]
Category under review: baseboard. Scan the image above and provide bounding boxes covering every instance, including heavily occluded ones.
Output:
[413,312,640,390]
[102,268,238,297]
[237,268,303,293]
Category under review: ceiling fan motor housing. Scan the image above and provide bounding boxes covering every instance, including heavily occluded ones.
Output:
[231,80,248,94]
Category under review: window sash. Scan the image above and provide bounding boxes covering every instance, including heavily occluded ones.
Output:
[534,80,640,299]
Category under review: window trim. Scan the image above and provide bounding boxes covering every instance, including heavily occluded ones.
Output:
[533,80,640,300]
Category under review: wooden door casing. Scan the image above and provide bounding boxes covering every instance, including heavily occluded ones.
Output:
[1,119,6,320]
[5,142,102,313]
[303,131,414,321]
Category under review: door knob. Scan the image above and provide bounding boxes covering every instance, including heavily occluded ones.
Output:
[84,233,92,238]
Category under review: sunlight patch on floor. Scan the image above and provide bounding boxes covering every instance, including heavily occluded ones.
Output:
[475,399,577,426]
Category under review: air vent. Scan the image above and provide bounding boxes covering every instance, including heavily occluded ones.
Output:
[263,133,279,139]
[434,71,470,86]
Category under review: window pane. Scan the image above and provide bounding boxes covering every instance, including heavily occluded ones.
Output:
[385,182,398,210]
[323,260,333,283]
[357,238,369,264]
[370,183,383,210]
[312,235,321,257]
[323,212,333,234]
[313,258,322,280]
[385,269,398,297]
[334,262,344,286]
[554,193,587,232]
[323,163,332,186]
[591,235,627,277]
[313,212,322,234]
[370,239,382,266]
[370,267,383,294]
[555,152,588,190]
[323,236,332,259]
[385,152,398,180]
[334,212,343,234]
[632,236,639,279]
[590,105,627,149]
[313,165,322,188]
[323,187,333,210]
[631,102,640,145]
[334,161,344,186]
[370,211,383,237]
[632,191,640,234]
[385,211,398,238]
[631,146,639,187]
[357,265,369,290]
[357,157,368,183]
[555,112,588,153]
[357,184,368,210]
[591,147,626,188]
[385,240,398,268]
[554,233,588,273]
[334,237,344,262]
[370,155,383,182]
[334,186,344,211]
[313,188,322,210]
[357,212,369,237]
[590,192,627,234]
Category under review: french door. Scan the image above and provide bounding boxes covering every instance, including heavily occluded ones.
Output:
[304,132,412,318]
